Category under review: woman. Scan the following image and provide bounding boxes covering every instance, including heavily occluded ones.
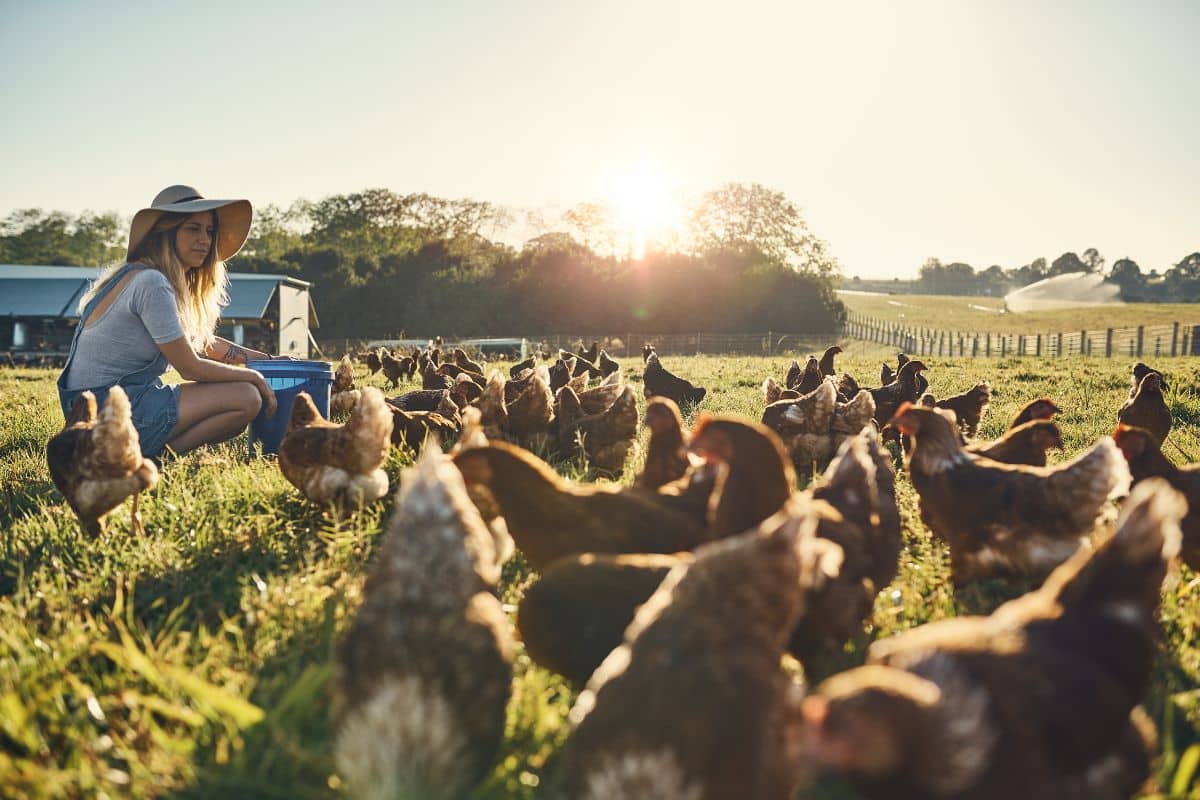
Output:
[58,185,282,458]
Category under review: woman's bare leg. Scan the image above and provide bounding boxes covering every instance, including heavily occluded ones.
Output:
[166,382,262,454]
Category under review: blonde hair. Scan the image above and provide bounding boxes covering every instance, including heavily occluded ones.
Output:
[80,211,228,351]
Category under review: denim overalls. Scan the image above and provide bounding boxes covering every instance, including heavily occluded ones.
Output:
[57,263,181,458]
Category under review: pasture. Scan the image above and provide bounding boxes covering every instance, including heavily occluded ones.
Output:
[1,349,1199,799]
[838,291,1200,336]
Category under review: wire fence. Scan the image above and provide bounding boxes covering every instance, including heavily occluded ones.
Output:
[844,311,1200,359]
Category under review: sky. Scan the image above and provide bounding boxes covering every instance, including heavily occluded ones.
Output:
[1,0,1197,279]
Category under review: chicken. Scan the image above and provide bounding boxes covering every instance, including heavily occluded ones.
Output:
[636,397,691,490]
[870,359,927,429]
[332,447,513,800]
[452,347,485,376]
[892,403,1130,585]
[558,384,640,476]
[365,348,383,376]
[46,386,159,537]
[879,362,895,386]
[819,345,843,378]
[968,419,1062,467]
[505,368,554,448]
[518,551,681,686]
[421,360,454,391]
[474,372,509,443]
[278,387,393,508]
[1114,424,1200,569]
[437,362,486,386]
[597,349,621,377]
[388,388,458,414]
[643,352,706,407]
[801,479,1181,800]
[548,356,575,393]
[831,390,877,452]
[452,442,709,571]
[1009,397,1061,429]
[1128,361,1168,397]
[509,355,535,379]
[330,354,360,416]
[1117,370,1171,446]
[576,370,625,415]
[388,405,458,453]
[761,378,838,471]
[689,416,794,540]
[578,340,600,364]
[788,356,823,394]
[642,343,656,363]
[381,351,412,390]
[549,506,840,800]
[761,376,799,405]
[935,383,991,439]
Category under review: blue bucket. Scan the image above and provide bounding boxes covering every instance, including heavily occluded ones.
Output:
[247,360,334,457]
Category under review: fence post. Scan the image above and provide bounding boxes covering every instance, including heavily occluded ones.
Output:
[1155,336,1161,357]
[1172,322,1179,357]
[986,333,991,357]
[1057,332,1063,356]
[1001,337,1007,357]
[1036,334,1042,357]
[972,336,979,357]
[1105,329,1113,358]
[1136,326,1144,357]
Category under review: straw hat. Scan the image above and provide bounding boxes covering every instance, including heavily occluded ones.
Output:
[127,185,253,262]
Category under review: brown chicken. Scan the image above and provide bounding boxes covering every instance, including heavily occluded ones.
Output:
[1117,370,1171,446]
[870,359,928,429]
[278,387,393,508]
[557,384,640,476]
[801,479,1181,800]
[332,447,513,800]
[597,349,621,377]
[388,388,458,414]
[689,415,794,540]
[452,347,485,376]
[935,383,991,438]
[819,345,843,377]
[636,397,691,490]
[642,343,656,363]
[1009,398,1061,429]
[762,376,799,405]
[1129,361,1167,397]
[761,378,838,471]
[509,355,535,378]
[474,373,509,443]
[505,369,554,448]
[365,348,383,376]
[381,351,414,390]
[577,340,600,364]
[329,354,360,415]
[562,349,604,378]
[549,506,841,800]
[388,405,458,452]
[643,352,706,406]
[788,356,823,394]
[452,441,709,571]
[421,360,454,391]
[968,419,1062,467]
[46,386,160,537]
[1115,424,1200,569]
[893,403,1130,585]
[548,356,575,393]
[576,370,626,415]
[879,362,895,386]
[831,390,877,453]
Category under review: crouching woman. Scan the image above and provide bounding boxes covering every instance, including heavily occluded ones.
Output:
[57,185,282,458]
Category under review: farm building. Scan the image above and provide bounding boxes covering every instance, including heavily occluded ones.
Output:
[0,265,318,364]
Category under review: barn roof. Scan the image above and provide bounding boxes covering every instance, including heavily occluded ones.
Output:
[0,265,314,323]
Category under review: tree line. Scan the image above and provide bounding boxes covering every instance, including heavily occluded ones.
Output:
[0,184,846,338]
[849,249,1200,302]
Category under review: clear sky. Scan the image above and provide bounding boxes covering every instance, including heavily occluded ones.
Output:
[2,0,1197,278]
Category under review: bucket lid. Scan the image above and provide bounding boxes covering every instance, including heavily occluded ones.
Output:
[246,359,334,376]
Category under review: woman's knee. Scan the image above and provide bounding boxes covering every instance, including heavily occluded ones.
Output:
[235,382,263,420]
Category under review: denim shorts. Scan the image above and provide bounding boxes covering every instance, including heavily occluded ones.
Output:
[59,379,181,459]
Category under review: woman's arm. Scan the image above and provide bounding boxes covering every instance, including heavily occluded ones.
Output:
[204,336,269,365]
[159,337,277,416]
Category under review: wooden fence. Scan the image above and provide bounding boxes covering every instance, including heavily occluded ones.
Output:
[843,311,1200,359]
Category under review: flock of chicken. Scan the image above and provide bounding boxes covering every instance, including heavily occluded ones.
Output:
[42,340,1197,799]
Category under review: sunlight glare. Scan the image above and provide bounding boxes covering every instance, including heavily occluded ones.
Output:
[606,164,680,260]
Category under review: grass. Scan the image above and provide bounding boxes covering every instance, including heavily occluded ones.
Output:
[838,291,1200,336]
[2,349,1199,799]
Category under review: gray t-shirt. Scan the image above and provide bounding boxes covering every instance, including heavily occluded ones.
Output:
[64,268,186,390]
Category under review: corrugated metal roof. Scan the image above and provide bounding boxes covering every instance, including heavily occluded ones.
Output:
[0,264,309,320]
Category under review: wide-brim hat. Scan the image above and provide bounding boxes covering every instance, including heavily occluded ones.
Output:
[127,185,252,262]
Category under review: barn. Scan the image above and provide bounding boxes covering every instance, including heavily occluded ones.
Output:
[0,265,318,364]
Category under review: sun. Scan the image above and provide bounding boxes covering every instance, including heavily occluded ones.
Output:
[606,165,680,259]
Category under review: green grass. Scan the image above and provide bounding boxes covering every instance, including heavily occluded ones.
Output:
[839,291,1200,336]
[2,351,1199,798]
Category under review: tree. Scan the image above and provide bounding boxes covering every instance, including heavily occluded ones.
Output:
[1108,257,1145,299]
[1082,247,1105,273]
[0,209,124,266]
[1048,251,1087,277]
[687,183,839,276]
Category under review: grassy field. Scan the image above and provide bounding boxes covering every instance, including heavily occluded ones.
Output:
[2,350,1199,799]
[838,291,1200,336]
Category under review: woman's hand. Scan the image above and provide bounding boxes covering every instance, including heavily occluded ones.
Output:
[249,371,278,417]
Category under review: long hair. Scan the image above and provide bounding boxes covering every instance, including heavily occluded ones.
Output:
[79,211,228,351]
